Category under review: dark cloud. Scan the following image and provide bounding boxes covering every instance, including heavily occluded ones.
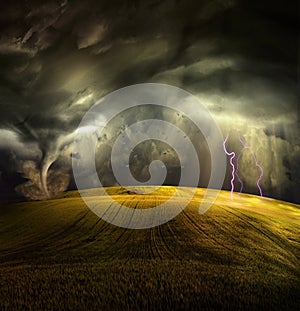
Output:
[0,0,298,202]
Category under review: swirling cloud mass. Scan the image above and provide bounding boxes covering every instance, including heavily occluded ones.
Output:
[0,0,298,203]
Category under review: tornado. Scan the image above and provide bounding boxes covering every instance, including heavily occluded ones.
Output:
[40,150,58,198]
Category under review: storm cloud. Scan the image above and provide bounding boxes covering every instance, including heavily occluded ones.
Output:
[0,0,298,203]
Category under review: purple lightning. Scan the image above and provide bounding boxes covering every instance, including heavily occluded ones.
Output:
[235,147,244,193]
[237,134,264,197]
[223,135,236,199]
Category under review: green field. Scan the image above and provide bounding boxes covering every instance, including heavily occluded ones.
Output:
[1,187,299,310]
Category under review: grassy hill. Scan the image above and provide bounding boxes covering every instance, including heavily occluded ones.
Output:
[1,187,299,310]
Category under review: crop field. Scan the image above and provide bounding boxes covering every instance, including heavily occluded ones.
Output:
[0,186,299,310]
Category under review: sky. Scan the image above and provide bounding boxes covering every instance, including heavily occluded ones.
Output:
[0,0,299,203]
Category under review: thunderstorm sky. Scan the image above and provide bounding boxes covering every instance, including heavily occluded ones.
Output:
[0,0,299,203]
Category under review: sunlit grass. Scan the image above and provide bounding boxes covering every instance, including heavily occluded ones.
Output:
[1,187,299,310]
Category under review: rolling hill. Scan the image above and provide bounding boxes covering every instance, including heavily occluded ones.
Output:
[1,186,299,310]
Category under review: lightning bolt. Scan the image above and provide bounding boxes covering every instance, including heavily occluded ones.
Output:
[235,146,244,193]
[222,135,236,199]
[237,134,264,197]
[223,133,264,198]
